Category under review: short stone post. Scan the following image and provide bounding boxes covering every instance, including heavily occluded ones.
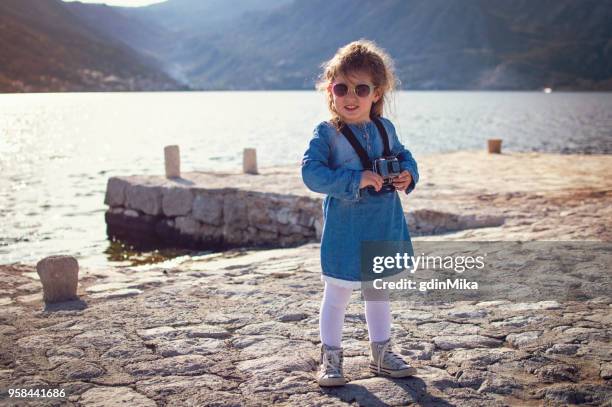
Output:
[487,139,502,154]
[36,255,79,303]
[164,145,181,178]
[243,148,258,174]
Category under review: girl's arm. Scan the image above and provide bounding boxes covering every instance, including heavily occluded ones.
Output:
[301,125,362,201]
[383,118,419,194]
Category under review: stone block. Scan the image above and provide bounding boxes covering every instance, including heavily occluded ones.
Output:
[104,177,129,207]
[162,187,193,217]
[223,196,247,227]
[126,184,163,216]
[192,193,223,226]
[36,255,79,303]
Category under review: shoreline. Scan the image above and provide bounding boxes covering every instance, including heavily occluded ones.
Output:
[2,149,611,270]
[101,149,612,261]
[4,89,612,95]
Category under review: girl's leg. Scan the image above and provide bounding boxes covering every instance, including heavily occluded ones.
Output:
[363,289,416,377]
[319,281,353,347]
[364,299,391,343]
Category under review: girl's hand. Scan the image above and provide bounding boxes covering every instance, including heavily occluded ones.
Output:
[360,171,383,191]
[392,170,413,191]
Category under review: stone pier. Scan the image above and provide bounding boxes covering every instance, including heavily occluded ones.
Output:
[105,179,322,250]
[103,164,506,251]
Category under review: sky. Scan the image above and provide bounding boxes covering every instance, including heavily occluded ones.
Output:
[63,0,166,7]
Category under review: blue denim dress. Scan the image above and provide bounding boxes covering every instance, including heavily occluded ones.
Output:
[301,117,419,289]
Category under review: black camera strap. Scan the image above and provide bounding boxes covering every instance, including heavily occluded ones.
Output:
[372,117,392,157]
[339,124,372,170]
[338,117,392,170]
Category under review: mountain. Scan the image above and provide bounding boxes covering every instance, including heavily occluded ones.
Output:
[3,0,612,91]
[144,0,611,90]
[0,0,184,92]
[64,2,171,57]
[116,0,292,33]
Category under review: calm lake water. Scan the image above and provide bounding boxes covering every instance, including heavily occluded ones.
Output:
[1,91,611,269]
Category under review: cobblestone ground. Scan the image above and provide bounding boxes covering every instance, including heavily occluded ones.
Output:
[1,243,611,406]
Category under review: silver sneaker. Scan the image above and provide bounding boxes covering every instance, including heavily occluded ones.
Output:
[317,343,347,387]
[369,338,417,378]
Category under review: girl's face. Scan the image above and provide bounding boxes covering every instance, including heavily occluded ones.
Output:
[328,71,381,124]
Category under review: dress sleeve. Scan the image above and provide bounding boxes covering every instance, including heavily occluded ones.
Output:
[301,124,362,201]
[383,118,419,195]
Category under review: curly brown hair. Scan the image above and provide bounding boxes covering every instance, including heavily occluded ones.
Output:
[316,39,398,129]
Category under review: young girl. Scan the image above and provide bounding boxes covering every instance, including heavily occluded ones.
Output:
[301,40,419,387]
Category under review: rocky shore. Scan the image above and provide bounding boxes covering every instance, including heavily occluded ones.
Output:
[1,151,611,406]
[0,245,610,406]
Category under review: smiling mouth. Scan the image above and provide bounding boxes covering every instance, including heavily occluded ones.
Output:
[345,105,359,111]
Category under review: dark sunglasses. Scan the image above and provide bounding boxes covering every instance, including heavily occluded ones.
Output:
[331,83,376,98]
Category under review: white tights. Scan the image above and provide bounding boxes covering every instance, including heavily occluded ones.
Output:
[319,281,391,347]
